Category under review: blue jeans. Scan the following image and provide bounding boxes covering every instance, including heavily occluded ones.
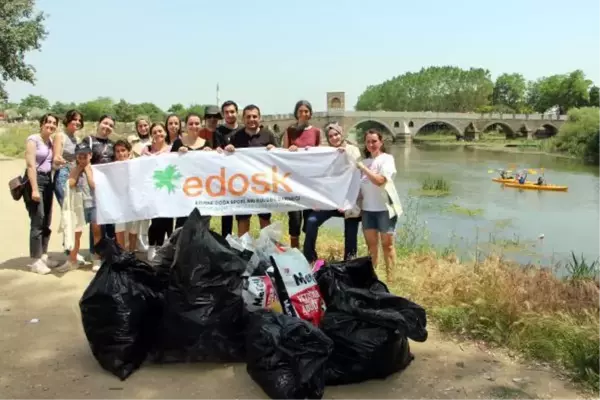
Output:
[303,210,360,263]
[53,165,72,208]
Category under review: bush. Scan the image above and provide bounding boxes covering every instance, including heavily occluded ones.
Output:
[549,107,599,164]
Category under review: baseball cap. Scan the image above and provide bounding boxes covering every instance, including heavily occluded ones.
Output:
[204,105,222,119]
[75,142,92,155]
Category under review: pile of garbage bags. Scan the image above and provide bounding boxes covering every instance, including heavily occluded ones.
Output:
[80,209,428,398]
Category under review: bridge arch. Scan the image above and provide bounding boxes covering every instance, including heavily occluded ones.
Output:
[347,118,396,141]
[535,123,558,138]
[414,120,462,136]
[482,122,516,137]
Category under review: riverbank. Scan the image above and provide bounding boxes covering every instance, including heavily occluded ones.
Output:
[0,156,597,397]
[246,215,600,393]
[412,135,577,159]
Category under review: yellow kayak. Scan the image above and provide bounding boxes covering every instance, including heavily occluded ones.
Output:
[502,182,568,192]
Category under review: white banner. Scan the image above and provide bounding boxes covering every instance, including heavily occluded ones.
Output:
[93,147,361,224]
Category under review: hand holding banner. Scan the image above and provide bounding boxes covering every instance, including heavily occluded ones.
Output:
[93,147,361,224]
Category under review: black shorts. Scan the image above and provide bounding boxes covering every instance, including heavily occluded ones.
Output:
[235,213,272,222]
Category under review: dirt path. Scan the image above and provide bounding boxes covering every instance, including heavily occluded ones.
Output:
[0,159,585,399]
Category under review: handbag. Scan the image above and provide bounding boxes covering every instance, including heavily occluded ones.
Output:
[8,138,52,201]
[8,175,29,201]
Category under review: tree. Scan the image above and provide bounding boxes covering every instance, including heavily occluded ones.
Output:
[589,86,599,107]
[20,94,49,110]
[113,99,136,122]
[78,97,115,122]
[355,66,494,112]
[0,0,48,101]
[132,102,164,122]
[492,73,527,111]
[526,71,592,113]
[168,103,185,114]
[50,101,77,117]
[550,107,599,164]
[185,104,208,117]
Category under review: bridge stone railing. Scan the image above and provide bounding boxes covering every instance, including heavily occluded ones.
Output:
[259,111,567,122]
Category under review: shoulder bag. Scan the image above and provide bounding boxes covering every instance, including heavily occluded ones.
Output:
[8,138,52,201]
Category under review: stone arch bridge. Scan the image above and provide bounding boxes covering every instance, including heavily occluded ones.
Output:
[260,110,566,141]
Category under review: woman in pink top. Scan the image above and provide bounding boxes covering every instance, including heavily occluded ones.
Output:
[283,100,321,248]
[23,113,60,274]
[144,123,173,260]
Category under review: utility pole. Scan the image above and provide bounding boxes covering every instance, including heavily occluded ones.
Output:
[216,83,220,107]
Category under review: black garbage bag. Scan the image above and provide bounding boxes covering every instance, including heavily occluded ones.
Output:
[315,257,388,306]
[152,209,248,363]
[150,227,182,286]
[246,310,333,399]
[79,238,165,380]
[321,287,428,385]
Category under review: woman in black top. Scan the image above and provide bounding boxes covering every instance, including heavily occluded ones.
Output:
[84,114,116,271]
[171,113,214,228]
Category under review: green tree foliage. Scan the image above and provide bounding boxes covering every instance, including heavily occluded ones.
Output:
[78,97,115,122]
[0,0,47,102]
[526,70,592,113]
[492,73,527,111]
[355,66,494,112]
[113,99,136,122]
[50,101,77,118]
[588,86,599,107]
[549,107,599,164]
[356,66,595,115]
[132,102,164,122]
[19,94,49,110]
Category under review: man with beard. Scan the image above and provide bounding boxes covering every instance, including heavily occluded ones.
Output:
[214,100,242,237]
[223,104,277,236]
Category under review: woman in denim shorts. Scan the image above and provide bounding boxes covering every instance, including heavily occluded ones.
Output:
[352,129,403,281]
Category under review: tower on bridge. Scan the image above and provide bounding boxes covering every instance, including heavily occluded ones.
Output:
[326,91,345,111]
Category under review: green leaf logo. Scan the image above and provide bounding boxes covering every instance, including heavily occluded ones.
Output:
[153,164,182,194]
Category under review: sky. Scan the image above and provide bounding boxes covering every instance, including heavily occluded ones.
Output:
[5,0,600,114]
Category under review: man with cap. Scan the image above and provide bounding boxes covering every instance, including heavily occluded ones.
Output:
[199,105,221,147]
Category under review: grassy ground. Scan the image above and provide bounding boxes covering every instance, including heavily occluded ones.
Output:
[0,123,132,157]
[217,211,599,393]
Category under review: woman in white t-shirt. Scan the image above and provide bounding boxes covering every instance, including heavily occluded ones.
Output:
[353,129,403,280]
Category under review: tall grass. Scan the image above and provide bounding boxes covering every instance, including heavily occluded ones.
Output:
[215,203,600,392]
[0,122,134,157]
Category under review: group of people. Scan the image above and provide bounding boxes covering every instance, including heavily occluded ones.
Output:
[21,100,403,278]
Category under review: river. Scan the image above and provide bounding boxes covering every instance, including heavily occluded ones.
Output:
[329,143,599,272]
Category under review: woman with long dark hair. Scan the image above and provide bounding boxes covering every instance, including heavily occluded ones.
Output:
[144,123,173,260]
[283,100,321,248]
[165,113,182,144]
[24,113,59,274]
[171,112,213,228]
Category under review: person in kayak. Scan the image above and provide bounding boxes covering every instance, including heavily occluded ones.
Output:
[518,171,527,184]
[500,169,514,180]
[536,176,545,185]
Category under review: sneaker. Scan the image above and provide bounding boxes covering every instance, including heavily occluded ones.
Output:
[56,260,79,273]
[30,259,51,275]
[92,259,101,272]
[147,246,156,262]
[41,254,60,268]
[76,253,86,264]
